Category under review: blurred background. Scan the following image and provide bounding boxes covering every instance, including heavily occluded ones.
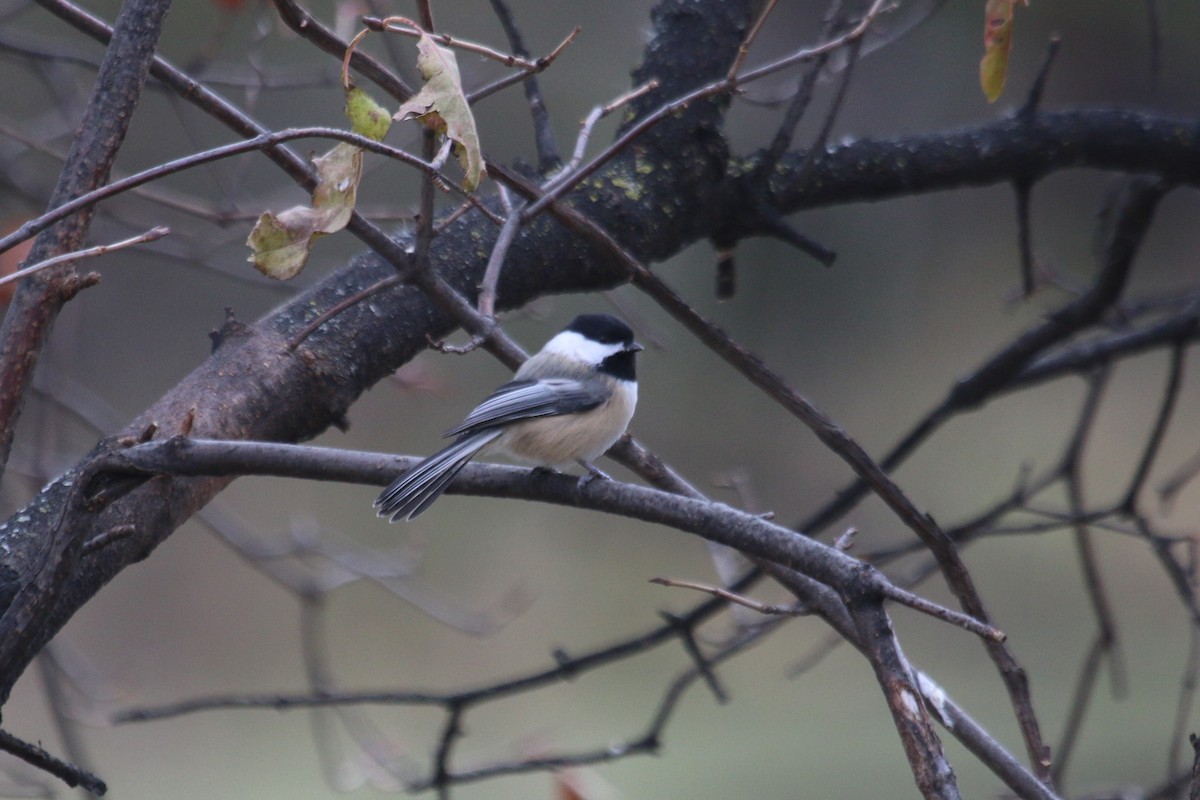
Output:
[2,0,1200,797]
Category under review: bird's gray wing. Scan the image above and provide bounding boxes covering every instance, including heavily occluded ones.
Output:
[444,378,609,438]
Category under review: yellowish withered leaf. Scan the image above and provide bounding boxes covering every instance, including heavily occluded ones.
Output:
[394,33,486,191]
[246,209,316,280]
[310,142,362,230]
[346,85,392,141]
[247,82,387,280]
[980,0,1027,103]
[247,142,362,280]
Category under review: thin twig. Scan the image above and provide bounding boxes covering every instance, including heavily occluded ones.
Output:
[1120,342,1186,513]
[1160,447,1200,509]
[487,0,561,172]
[272,0,413,98]
[35,644,101,793]
[0,226,169,287]
[660,611,728,703]
[542,81,659,194]
[0,121,266,225]
[649,577,805,616]
[726,0,781,81]
[761,0,846,176]
[1065,370,1127,696]
[884,584,1006,642]
[1019,35,1062,120]
[476,186,520,319]
[791,17,863,186]
[1014,178,1036,297]
[787,630,846,676]
[0,728,106,795]
[364,16,541,72]
[1172,625,1200,777]
[463,26,581,106]
[1052,635,1105,785]
[521,0,891,222]
[0,127,471,260]
[287,275,403,351]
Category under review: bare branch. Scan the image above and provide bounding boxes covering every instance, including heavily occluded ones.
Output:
[98,437,1003,642]
[726,0,780,81]
[476,186,520,319]
[0,226,168,287]
[270,0,413,98]
[365,16,542,71]
[0,127,471,260]
[487,0,561,172]
[649,576,806,616]
[0,729,106,796]
[522,0,892,221]
[1120,343,1186,513]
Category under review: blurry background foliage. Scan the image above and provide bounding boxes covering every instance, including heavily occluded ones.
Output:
[1,0,1199,798]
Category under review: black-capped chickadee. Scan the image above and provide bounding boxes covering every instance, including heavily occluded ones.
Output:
[375,314,643,521]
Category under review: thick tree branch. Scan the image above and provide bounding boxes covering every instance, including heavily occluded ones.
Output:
[0,0,172,480]
[85,436,997,643]
[767,110,1198,210]
[0,0,752,710]
[0,1,1197,794]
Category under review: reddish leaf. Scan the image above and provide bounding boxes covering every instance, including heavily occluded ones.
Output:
[0,219,33,307]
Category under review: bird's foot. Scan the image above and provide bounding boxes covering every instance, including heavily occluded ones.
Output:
[576,460,611,490]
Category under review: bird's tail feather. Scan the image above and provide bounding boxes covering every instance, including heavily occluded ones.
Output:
[375,430,502,521]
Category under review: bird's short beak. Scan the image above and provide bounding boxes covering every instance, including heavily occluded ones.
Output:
[628,341,645,353]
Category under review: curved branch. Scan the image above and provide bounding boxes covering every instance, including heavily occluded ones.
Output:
[90,436,997,642]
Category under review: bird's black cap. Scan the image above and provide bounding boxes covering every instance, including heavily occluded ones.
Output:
[566,314,637,347]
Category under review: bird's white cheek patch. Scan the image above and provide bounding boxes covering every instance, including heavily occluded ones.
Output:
[542,330,624,365]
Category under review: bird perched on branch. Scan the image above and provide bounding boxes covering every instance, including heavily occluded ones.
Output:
[376,314,642,521]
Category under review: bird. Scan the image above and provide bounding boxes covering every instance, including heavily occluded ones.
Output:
[375,313,643,521]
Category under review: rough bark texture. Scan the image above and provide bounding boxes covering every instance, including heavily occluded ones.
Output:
[0,0,756,705]
[0,0,174,477]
